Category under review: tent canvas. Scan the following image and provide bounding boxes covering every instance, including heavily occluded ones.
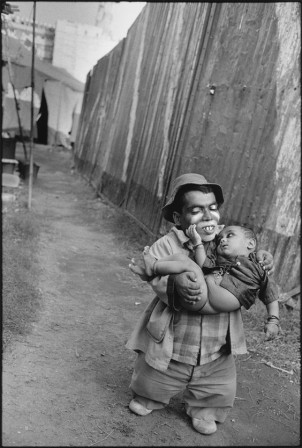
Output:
[2,35,84,147]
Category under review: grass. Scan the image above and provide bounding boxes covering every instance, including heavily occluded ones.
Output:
[2,202,43,351]
[242,300,300,381]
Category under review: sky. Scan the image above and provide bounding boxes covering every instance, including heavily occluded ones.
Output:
[9,2,146,39]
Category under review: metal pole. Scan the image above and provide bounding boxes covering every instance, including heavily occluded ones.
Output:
[28,1,36,209]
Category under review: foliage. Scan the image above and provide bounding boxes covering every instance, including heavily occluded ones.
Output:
[242,301,300,382]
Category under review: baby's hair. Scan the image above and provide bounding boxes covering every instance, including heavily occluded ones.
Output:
[239,226,257,252]
[173,184,215,213]
[224,224,257,241]
[240,226,257,242]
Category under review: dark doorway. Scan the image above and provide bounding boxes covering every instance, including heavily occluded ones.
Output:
[36,89,48,144]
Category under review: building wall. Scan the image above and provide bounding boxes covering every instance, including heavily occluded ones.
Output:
[4,15,120,82]
[6,16,55,63]
[74,3,300,292]
[52,20,118,83]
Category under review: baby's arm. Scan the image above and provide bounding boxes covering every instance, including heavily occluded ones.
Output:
[264,300,280,340]
[186,224,207,267]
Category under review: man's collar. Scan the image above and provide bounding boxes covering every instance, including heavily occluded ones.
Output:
[171,226,191,248]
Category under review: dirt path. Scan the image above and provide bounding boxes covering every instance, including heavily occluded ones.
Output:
[2,145,300,446]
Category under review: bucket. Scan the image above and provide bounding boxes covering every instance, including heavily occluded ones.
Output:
[18,162,40,183]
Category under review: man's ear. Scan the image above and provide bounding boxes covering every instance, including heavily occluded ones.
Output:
[172,211,181,225]
[247,238,257,251]
[216,224,225,234]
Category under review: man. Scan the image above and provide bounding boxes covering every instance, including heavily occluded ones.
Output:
[126,173,276,435]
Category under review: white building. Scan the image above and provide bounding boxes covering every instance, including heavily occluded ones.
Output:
[3,15,55,63]
[52,19,117,83]
[51,3,145,83]
[4,2,146,83]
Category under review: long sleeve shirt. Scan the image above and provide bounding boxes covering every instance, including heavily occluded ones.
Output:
[126,226,247,371]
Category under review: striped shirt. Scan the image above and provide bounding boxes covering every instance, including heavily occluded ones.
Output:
[149,227,230,366]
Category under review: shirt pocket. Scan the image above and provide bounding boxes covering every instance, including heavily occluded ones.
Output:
[146,299,172,343]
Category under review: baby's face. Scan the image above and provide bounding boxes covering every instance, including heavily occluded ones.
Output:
[216,226,250,258]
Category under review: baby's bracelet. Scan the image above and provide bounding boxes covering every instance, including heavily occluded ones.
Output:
[266,315,280,326]
[193,243,204,250]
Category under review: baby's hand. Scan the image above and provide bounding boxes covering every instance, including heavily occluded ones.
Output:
[186,225,202,245]
[264,321,279,340]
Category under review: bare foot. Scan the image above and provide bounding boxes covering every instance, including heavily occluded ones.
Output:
[142,246,157,277]
[129,259,150,281]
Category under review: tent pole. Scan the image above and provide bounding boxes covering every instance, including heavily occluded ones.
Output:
[3,28,28,160]
[28,0,36,209]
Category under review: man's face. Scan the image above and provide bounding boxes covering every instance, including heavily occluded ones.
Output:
[173,190,220,242]
[216,226,250,258]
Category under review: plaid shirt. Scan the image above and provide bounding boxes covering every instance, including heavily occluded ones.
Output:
[150,227,230,366]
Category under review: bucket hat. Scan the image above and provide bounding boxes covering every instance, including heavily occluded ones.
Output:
[162,173,224,222]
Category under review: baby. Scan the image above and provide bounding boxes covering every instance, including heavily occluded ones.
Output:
[130,224,279,317]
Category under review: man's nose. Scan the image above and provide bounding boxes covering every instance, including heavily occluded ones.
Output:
[202,208,212,220]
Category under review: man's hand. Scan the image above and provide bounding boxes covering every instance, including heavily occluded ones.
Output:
[264,321,279,340]
[256,249,274,275]
[174,272,201,303]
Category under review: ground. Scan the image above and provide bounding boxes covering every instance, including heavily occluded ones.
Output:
[2,145,300,447]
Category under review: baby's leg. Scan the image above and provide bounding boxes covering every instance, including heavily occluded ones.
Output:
[129,246,158,280]
[178,264,209,312]
[151,253,200,276]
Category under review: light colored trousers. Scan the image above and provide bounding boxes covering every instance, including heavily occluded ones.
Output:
[130,352,236,422]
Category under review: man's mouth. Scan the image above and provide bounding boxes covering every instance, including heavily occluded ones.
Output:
[202,225,215,234]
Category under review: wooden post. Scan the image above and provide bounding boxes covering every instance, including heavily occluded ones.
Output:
[28,1,36,209]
